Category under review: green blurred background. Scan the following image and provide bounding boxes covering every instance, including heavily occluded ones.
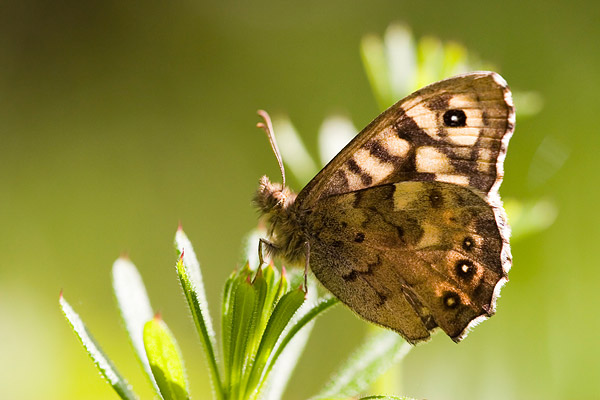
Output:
[1,0,599,399]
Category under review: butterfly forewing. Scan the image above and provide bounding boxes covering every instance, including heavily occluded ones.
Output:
[297,72,514,208]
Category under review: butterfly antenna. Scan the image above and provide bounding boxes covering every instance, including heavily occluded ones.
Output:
[257,110,286,188]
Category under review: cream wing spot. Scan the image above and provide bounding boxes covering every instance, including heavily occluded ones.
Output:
[479,148,493,162]
[353,148,395,184]
[451,146,474,160]
[416,146,453,173]
[376,128,411,158]
[393,182,423,210]
[341,165,367,191]
[436,174,470,185]
[446,128,482,146]
[417,221,442,248]
[404,103,441,140]
[447,93,478,109]
[460,109,484,126]
[477,148,494,172]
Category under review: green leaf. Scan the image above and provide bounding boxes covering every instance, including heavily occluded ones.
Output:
[360,32,392,110]
[249,268,270,346]
[383,23,416,102]
[264,277,319,400]
[261,263,282,317]
[253,296,339,398]
[309,397,417,400]
[505,198,557,240]
[441,41,469,78]
[242,229,265,270]
[313,330,411,399]
[174,228,214,341]
[272,116,320,184]
[143,317,189,400]
[244,286,305,398]
[222,264,253,392]
[222,266,247,392]
[174,230,223,400]
[111,257,159,393]
[228,278,258,399]
[250,268,270,338]
[318,115,356,165]
[237,269,270,398]
[274,266,290,304]
[416,36,444,88]
[60,294,139,400]
[513,90,544,118]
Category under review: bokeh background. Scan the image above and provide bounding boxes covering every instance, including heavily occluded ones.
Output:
[2,1,599,399]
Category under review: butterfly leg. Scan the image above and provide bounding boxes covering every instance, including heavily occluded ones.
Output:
[303,241,310,293]
[258,237,277,267]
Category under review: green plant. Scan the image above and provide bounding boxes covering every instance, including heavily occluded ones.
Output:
[61,227,410,400]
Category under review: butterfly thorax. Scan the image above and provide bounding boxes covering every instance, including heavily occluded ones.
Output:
[254,175,306,264]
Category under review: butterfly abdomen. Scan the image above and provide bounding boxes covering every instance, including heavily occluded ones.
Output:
[254,176,306,264]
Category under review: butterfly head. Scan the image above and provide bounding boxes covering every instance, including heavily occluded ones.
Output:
[254,175,296,216]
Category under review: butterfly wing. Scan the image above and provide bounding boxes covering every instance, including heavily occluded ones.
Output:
[305,181,508,343]
[296,72,514,342]
[296,71,515,209]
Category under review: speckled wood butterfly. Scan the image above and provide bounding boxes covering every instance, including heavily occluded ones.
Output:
[255,72,514,343]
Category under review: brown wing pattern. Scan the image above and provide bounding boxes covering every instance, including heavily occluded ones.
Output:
[305,181,508,343]
[297,72,515,209]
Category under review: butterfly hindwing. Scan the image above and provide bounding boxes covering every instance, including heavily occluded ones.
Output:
[297,72,514,208]
[305,181,507,342]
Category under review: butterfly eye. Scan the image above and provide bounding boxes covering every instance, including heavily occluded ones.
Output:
[456,260,476,279]
[442,291,460,309]
[443,109,467,127]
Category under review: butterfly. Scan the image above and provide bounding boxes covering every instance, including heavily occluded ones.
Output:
[255,72,514,343]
